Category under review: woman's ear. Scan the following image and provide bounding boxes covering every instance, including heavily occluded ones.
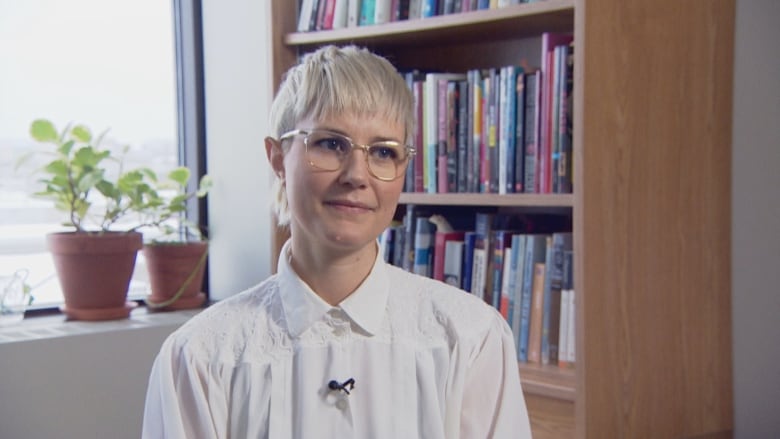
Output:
[265,137,285,179]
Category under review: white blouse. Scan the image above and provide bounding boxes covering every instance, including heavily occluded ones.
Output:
[143,241,532,438]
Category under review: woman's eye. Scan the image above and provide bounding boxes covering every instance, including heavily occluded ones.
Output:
[315,137,348,152]
[371,145,400,161]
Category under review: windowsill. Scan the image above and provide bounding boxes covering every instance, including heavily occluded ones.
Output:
[0,306,202,345]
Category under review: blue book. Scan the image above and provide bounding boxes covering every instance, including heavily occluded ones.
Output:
[461,231,478,292]
[540,235,555,364]
[508,234,527,352]
[413,217,435,277]
[518,234,548,362]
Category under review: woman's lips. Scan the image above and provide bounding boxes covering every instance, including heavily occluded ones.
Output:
[325,199,375,212]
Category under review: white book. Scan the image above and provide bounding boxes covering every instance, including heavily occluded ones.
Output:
[471,248,486,301]
[297,0,316,32]
[409,0,422,20]
[443,240,464,288]
[558,288,570,365]
[332,0,349,29]
[347,0,361,27]
[374,0,392,24]
[567,288,576,363]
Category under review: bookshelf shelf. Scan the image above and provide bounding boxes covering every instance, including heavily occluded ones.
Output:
[399,192,574,207]
[269,1,734,437]
[286,0,574,48]
[518,363,576,401]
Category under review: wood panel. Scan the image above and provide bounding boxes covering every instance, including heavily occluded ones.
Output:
[577,0,734,437]
[525,393,575,439]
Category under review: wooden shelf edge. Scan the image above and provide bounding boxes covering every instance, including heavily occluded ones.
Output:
[399,192,574,207]
[518,363,576,401]
[286,0,574,46]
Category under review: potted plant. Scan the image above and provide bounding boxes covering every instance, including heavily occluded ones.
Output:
[26,118,160,320]
[138,168,212,312]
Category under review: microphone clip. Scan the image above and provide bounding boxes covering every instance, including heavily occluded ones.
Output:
[328,378,355,395]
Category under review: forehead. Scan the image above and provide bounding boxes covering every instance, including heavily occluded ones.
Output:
[299,112,405,141]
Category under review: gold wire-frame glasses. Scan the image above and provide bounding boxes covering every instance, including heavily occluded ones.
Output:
[279,129,416,181]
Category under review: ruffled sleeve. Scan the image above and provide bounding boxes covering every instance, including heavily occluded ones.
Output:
[459,311,533,438]
[142,336,229,439]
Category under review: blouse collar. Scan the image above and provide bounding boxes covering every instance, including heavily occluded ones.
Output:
[277,239,389,338]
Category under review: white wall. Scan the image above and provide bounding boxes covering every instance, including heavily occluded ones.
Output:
[732,1,780,437]
[0,320,184,439]
[202,0,274,299]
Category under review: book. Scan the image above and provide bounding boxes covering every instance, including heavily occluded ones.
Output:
[401,205,421,272]
[374,0,393,24]
[539,235,555,365]
[297,0,317,31]
[508,233,527,353]
[413,216,435,277]
[443,240,465,287]
[461,231,478,292]
[517,233,548,362]
[489,229,515,310]
[347,0,361,27]
[498,246,513,319]
[538,32,574,193]
[470,212,495,302]
[424,72,466,193]
[433,230,465,281]
[513,68,526,192]
[523,70,541,193]
[556,42,575,194]
[456,79,470,193]
[359,0,376,25]
[544,231,572,365]
[559,248,575,368]
[332,0,349,28]
[527,261,546,364]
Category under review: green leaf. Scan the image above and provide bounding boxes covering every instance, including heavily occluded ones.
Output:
[168,167,190,186]
[30,119,59,142]
[44,160,69,177]
[70,124,92,143]
[196,175,213,197]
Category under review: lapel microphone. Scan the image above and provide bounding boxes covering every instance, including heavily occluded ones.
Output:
[328,378,355,395]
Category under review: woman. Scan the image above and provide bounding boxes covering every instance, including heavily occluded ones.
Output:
[143,45,532,438]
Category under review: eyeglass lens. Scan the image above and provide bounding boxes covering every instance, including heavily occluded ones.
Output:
[305,131,407,180]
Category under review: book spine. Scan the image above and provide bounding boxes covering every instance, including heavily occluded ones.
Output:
[461,231,477,292]
[514,70,526,192]
[527,261,546,364]
[523,70,541,193]
[447,81,459,193]
[540,235,555,364]
[437,78,449,193]
[413,217,435,277]
[443,240,465,287]
[360,0,377,25]
[557,43,574,194]
[509,234,527,355]
[347,0,361,27]
[374,0,393,24]
[456,79,470,193]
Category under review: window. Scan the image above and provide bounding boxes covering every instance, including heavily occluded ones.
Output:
[0,0,205,309]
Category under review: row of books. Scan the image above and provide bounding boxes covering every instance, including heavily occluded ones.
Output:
[380,208,576,367]
[402,33,574,194]
[297,0,546,33]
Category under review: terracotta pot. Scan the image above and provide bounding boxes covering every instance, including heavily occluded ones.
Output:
[143,241,208,311]
[47,231,143,321]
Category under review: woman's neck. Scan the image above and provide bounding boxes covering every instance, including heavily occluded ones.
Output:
[288,240,377,306]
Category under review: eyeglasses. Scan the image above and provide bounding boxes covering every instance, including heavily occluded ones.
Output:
[279,129,416,181]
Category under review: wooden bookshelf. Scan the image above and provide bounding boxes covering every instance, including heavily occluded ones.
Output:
[268,1,734,437]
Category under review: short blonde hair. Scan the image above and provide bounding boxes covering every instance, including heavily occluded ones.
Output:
[268,45,415,225]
